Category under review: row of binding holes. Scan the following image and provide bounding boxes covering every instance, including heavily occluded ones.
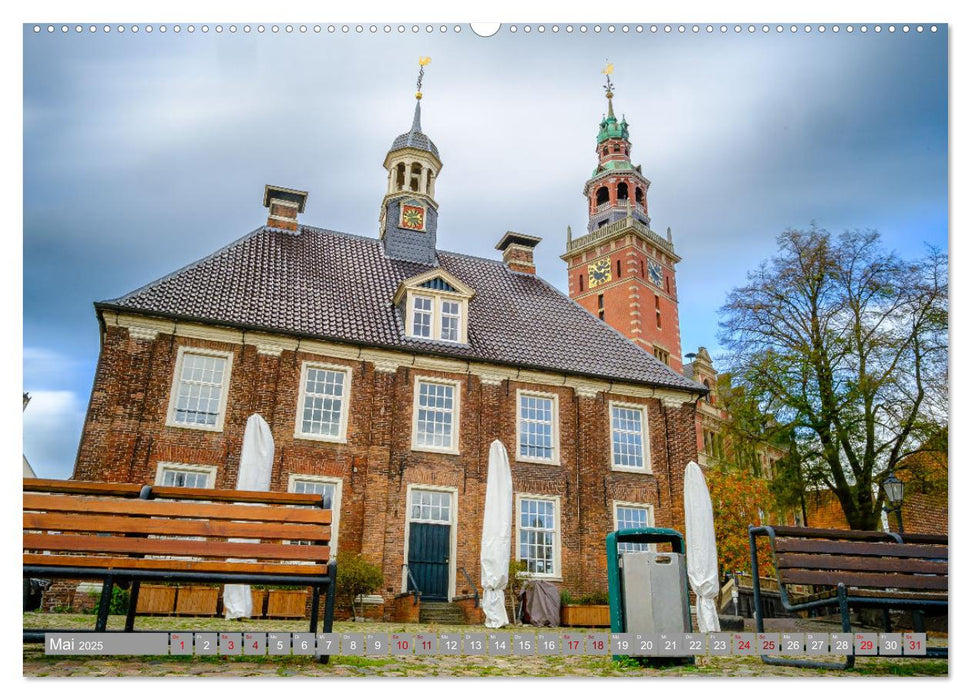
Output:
[33,24,939,34]
[33,25,464,34]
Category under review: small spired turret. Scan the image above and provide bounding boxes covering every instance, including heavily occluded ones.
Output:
[583,66,652,234]
[379,57,443,265]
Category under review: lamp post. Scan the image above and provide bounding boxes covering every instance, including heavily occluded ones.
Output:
[881,470,905,534]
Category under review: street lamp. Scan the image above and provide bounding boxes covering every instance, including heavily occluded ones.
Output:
[881,470,905,534]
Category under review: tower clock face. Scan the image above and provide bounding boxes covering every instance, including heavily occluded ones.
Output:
[588,258,612,288]
[400,204,426,231]
[648,260,663,287]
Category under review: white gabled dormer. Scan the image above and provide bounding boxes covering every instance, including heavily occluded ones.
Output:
[393,269,475,345]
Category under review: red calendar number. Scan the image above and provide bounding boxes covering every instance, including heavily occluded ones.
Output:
[738,640,751,650]
[860,640,873,651]
[568,640,580,650]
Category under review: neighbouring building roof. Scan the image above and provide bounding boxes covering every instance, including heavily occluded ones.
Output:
[98,225,704,393]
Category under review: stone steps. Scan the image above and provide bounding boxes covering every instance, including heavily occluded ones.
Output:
[419,601,467,624]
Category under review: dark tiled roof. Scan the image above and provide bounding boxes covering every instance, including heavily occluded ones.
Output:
[100,226,704,393]
[390,101,440,159]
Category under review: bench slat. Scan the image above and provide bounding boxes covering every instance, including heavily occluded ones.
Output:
[24,512,330,542]
[777,553,948,575]
[775,538,947,560]
[769,526,899,542]
[24,533,330,562]
[779,568,948,590]
[23,554,329,577]
[24,494,331,525]
[23,478,325,507]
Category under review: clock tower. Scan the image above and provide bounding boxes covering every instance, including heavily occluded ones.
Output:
[379,59,442,265]
[562,71,684,372]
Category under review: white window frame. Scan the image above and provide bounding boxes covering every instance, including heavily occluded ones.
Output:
[405,290,469,344]
[154,462,218,489]
[287,474,343,556]
[410,377,461,455]
[612,500,656,552]
[165,346,234,432]
[293,362,352,444]
[515,493,561,580]
[609,400,652,473]
[515,389,560,466]
[402,484,458,601]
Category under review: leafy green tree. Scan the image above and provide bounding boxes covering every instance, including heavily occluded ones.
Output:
[335,552,384,619]
[718,227,947,530]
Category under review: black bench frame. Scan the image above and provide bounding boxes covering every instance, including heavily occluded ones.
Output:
[749,525,947,670]
[24,483,338,662]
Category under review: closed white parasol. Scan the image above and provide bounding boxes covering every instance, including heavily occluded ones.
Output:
[684,460,721,633]
[223,413,275,620]
[480,439,513,628]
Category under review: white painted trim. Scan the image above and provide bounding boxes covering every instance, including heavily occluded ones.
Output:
[404,290,469,345]
[515,493,562,580]
[287,474,343,556]
[515,389,561,466]
[165,347,234,433]
[293,361,352,444]
[402,484,458,601]
[106,311,700,406]
[155,462,218,488]
[410,376,462,455]
[608,400,652,474]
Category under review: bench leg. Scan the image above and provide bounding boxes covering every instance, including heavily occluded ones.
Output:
[95,576,114,633]
[309,587,321,635]
[124,581,141,632]
[913,609,926,633]
[317,561,338,664]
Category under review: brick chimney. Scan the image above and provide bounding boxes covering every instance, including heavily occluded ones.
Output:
[263,185,308,231]
[496,231,542,274]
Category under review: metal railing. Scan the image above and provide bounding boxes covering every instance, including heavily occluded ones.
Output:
[567,215,673,255]
[402,564,421,605]
[457,566,479,608]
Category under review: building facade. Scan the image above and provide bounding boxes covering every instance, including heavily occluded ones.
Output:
[71,88,705,613]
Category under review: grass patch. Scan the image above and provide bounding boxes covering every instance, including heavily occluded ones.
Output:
[849,660,948,677]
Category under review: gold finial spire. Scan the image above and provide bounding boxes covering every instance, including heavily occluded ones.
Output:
[602,61,615,118]
[416,56,431,99]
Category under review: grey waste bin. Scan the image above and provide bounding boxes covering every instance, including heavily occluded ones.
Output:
[620,550,691,635]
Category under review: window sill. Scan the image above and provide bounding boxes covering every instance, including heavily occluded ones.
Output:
[516,455,561,467]
[294,432,348,445]
[411,444,460,456]
[165,420,225,433]
[611,466,653,475]
[519,573,562,582]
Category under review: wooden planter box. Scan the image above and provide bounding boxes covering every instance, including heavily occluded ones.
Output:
[250,588,267,618]
[175,586,219,616]
[560,604,611,627]
[135,584,177,615]
[266,589,309,619]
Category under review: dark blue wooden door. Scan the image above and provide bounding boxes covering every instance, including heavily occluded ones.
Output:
[408,523,450,600]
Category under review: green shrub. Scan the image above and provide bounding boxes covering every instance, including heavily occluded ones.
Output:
[335,552,384,618]
[560,589,574,605]
[109,585,130,615]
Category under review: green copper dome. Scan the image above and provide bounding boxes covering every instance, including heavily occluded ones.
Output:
[597,114,629,144]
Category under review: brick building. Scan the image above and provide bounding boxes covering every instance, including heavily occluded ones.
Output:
[71,88,705,613]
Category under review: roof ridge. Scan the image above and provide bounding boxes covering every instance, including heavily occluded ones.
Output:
[100,225,270,305]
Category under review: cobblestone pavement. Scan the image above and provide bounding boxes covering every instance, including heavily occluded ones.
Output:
[23,614,948,678]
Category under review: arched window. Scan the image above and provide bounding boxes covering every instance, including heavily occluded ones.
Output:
[409,163,423,192]
[395,163,406,191]
[635,187,644,205]
[703,379,713,405]
[617,182,629,202]
[579,274,584,292]
[595,186,609,206]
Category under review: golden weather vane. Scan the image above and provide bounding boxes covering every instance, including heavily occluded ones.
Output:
[416,56,431,99]
[602,61,615,97]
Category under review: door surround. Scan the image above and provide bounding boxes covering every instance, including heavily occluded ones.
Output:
[402,483,458,602]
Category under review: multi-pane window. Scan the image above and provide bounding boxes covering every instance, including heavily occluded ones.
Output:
[518,392,557,463]
[290,477,342,552]
[518,497,557,575]
[615,504,653,552]
[172,352,229,428]
[157,465,215,489]
[611,404,648,471]
[440,300,461,342]
[297,365,349,440]
[413,380,458,451]
[412,295,433,338]
[410,489,451,523]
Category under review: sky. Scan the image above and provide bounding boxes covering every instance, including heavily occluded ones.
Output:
[22,23,948,479]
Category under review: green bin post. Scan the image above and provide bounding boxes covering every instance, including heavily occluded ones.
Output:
[606,527,693,663]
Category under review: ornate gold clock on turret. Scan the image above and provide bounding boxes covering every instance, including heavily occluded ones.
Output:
[588,258,612,288]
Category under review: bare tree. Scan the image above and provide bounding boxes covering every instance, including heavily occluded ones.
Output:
[718,227,947,530]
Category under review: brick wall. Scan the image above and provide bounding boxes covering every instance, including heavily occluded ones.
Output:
[73,322,699,614]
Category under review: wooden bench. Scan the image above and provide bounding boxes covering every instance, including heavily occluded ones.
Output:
[748,525,947,669]
[23,478,337,660]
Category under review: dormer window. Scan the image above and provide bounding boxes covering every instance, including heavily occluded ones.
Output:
[394,269,475,345]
